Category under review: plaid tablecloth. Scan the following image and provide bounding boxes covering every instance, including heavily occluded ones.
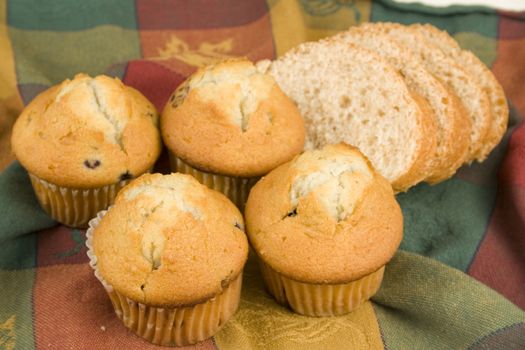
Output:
[1,0,525,349]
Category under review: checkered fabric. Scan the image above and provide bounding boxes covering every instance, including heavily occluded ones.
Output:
[1,1,525,349]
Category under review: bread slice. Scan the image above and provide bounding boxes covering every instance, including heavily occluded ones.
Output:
[332,27,467,183]
[360,22,491,165]
[261,39,436,192]
[411,23,509,162]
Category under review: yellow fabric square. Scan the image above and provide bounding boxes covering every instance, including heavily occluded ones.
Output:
[267,0,371,56]
[215,254,384,349]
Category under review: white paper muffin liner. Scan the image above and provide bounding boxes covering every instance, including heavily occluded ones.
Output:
[29,173,130,228]
[258,259,385,317]
[168,152,258,210]
[85,210,243,346]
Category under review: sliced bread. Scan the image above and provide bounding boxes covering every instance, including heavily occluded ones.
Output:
[332,27,468,183]
[262,39,436,191]
[412,23,509,162]
[361,22,491,165]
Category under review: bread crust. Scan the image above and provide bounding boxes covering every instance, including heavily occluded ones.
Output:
[161,59,305,178]
[412,23,509,162]
[11,74,162,188]
[362,22,490,167]
[245,144,403,283]
[426,90,471,183]
[92,173,249,307]
[334,26,469,184]
[395,91,437,191]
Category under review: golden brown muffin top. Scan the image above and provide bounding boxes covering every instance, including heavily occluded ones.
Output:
[245,144,403,283]
[161,59,305,178]
[92,173,249,307]
[11,74,162,188]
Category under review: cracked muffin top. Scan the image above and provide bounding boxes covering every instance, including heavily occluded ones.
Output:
[92,173,249,307]
[161,59,305,177]
[11,74,162,188]
[245,143,403,283]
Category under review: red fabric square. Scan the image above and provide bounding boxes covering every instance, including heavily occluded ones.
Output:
[468,186,525,310]
[37,226,88,267]
[132,12,275,111]
[136,0,268,30]
[492,38,525,116]
[498,11,525,39]
[468,123,525,310]
[137,15,274,74]
[33,264,216,349]
[123,60,186,112]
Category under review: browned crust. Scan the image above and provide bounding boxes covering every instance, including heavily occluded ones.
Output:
[161,59,305,178]
[392,91,437,192]
[245,144,403,284]
[426,89,471,183]
[423,87,471,183]
[335,26,459,185]
[411,23,508,162]
[11,75,162,188]
[380,23,472,182]
[458,51,509,162]
[366,22,491,166]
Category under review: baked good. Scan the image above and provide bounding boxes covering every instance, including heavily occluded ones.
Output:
[412,23,509,162]
[333,26,470,183]
[258,40,437,192]
[364,22,491,165]
[161,58,305,208]
[11,73,161,227]
[87,173,249,346]
[244,143,403,316]
[256,21,508,190]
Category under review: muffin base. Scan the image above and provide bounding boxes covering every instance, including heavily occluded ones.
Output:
[29,173,130,228]
[258,260,384,317]
[168,152,258,210]
[86,210,243,346]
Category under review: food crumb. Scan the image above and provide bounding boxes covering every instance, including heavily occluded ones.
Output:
[100,325,106,331]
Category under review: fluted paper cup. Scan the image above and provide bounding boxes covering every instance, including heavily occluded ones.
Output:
[85,210,242,346]
[29,174,130,228]
[168,152,257,210]
[258,259,384,317]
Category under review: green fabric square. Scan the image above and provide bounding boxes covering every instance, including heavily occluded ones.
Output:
[10,26,141,86]
[0,234,37,270]
[0,162,55,243]
[397,179,496,272]
[370,1,499,66]
[7,0,137,30]
[296,0,372,30]
[454,32,497,66]
[371,0,498,38]
[0,269,35,350]
[374,251,525,349]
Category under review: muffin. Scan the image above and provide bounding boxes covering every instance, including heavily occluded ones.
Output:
[86,173,249,346]
[11,74,162,227]
[161,59,305,209]
[244,143,403,316]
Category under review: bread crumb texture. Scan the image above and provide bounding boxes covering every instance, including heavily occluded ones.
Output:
[11,74,162,188]
[92,173,248,307]
[161,59,305,177]
[410,23,508,162]
[265,22,507,190]
[266,40,427,190]
[333,26,468,183]
[360,22,491,164]
[245,144,403,284]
